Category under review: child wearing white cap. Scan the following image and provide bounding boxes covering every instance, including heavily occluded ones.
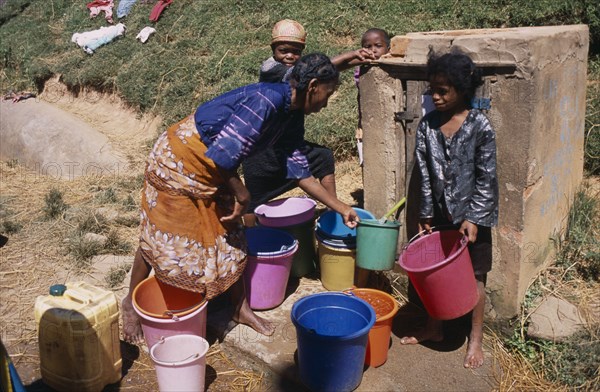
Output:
[242,19,376,227]
[259,19,307,82]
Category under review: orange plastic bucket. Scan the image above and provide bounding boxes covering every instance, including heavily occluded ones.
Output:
[132,276,206,319]
[350,288,399,367]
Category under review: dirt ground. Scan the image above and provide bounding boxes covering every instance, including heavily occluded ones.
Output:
[0,83,363,391]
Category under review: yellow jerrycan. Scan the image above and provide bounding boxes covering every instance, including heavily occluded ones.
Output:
[34,282,122,391]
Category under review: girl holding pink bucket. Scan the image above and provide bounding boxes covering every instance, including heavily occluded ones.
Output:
[399,49,498,370]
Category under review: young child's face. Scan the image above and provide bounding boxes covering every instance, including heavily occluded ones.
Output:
[272,42,304,66]
[428,74,465,112]
[361,31,389,60]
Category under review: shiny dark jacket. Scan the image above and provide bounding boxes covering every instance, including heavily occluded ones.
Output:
[415,109,499,227]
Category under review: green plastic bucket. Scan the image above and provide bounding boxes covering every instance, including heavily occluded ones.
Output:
[356,219,400,271]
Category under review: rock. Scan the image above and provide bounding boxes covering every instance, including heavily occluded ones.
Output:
[96,207,120,222]
[527,295,586,341]
[0,99,129,179]
[83,232,108,246]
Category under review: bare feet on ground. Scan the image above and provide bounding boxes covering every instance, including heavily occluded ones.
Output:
[233,303,276,336]
[122,296,144,345]
[464,332,485,368]
[400,318,443,345]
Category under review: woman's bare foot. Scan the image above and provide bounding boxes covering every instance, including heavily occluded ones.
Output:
[122,295,144,345]
[464,330,484,368]
[400,317,443,344]
[232,301,276,336]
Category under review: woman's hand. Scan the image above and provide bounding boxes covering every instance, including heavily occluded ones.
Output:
[217,167,250,224]
[459,220,478,243]
[297,176,358,228]
[341,206,359,228]
[221,188,250,223]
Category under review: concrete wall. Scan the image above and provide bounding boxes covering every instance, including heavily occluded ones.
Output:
[360,25,589,318]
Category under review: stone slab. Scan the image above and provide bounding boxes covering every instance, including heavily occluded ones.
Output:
[528,295,586,341]
[210,277,496,391]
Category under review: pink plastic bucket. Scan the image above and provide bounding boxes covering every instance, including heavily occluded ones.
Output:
[254,197,316,227]
[244,227,298,310]
[132,276,208,349]
[150,334,209,392]
[398,230,479,320]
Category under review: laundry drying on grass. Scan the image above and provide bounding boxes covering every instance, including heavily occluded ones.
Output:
[71,23,126,54]
[87,0,115,24]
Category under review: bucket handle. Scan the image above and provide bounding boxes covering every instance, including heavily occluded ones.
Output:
[162,298,208,320]
[402,224,462,250]
[156,337,201,364]
[342,287,357,296]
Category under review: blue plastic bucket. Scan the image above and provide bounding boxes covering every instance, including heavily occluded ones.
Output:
[291,292,376,392]
[316,208,375,240]
[245,227,297,256]
[315,229,356,249]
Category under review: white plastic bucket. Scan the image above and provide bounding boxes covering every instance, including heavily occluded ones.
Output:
[150,334,210,392]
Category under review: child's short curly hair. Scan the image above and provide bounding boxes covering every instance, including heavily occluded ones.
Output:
[427,50,483,101]
[290,53,339,91]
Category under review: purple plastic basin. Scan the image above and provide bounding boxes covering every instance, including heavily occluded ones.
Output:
[254,197,317,228]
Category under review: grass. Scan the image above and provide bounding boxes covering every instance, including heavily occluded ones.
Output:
[0,0,598,160]
[76,213,109,234]
[105,262,131,289]
[496,181,600,390]
[556,186,600,281]
[95,187,118,204]
[585,55,600,175]
[42,188,68,219]
[0,196,22,234]
[67,211,133,265]
[66,234,104,267]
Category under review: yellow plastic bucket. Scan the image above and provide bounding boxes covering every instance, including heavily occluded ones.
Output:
[318,241,356,291]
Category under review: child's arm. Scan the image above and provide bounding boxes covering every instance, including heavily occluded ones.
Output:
[331,48,375,72]
[415,117,434,231]
[465,116,499,230]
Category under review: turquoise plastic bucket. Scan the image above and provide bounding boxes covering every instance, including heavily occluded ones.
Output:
[291,292,376,392]
[356,219,401,271]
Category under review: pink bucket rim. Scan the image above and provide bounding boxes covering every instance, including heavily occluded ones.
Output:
[248,241,299,258]
[133,297,208,323]
[254,197,316,218]
[398,231,468,273]
[150,334,210,366]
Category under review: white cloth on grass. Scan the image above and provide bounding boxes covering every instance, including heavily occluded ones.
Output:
[136,27,156,43]
[71,23,126,54]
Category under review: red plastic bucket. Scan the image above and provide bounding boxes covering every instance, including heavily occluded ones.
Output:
[398,230,479,320]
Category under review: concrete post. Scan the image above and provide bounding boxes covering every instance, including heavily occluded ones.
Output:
[359,25,589,318]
